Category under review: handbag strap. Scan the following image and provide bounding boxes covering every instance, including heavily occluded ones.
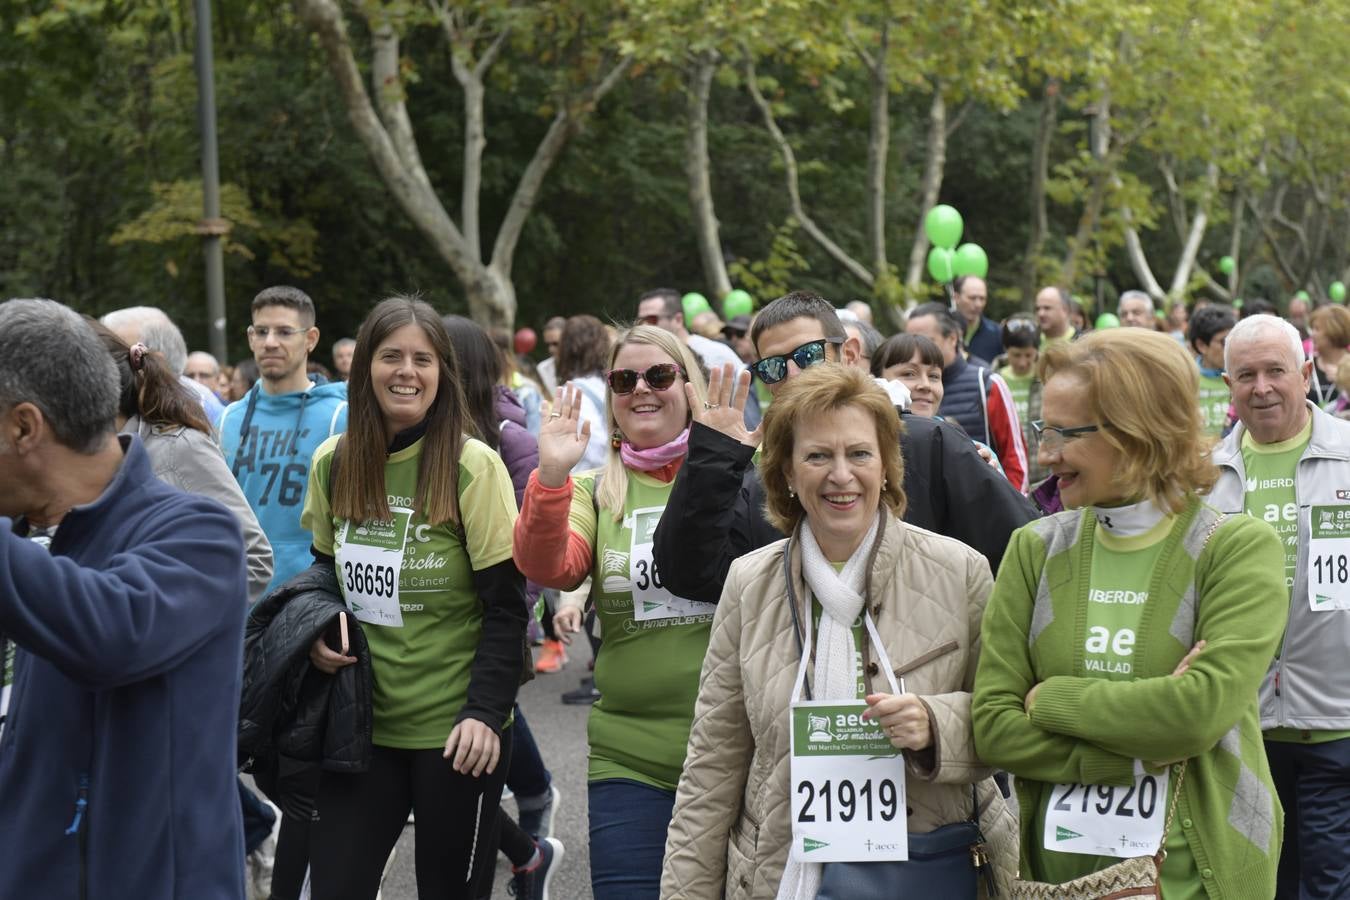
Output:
[1154,760,1187,863]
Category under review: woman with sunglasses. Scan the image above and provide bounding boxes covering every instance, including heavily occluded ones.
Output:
[513,324,709,899]
[973,329,1286,899]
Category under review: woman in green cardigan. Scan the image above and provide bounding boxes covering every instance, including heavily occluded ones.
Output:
[973,329,1286,899]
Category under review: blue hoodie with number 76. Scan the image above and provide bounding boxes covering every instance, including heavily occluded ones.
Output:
[218,376,348,596]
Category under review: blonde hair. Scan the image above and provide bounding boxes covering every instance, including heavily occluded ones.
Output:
[1039,329,1218,513]
[758,365,906,535]
[1311,305,1350,350]
[595,325,708,520]
[1335,356,1350,394]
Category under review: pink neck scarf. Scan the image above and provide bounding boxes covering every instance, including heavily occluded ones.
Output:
[620,426,690,472]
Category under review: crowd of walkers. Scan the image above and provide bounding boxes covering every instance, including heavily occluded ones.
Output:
[0,276,1346,900]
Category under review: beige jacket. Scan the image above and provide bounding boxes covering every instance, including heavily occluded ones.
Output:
[660,514,1017,899]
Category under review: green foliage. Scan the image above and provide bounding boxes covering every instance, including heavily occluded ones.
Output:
[728,218,811,301]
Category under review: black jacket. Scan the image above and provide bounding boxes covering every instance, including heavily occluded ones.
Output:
[239,562,374,815]
[653,414,1038,604]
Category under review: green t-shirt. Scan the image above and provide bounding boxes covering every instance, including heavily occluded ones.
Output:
[573,469,716,792]
[1033,518,1201,899]
[302,435,518,748]
[1197,373,1231,438]
[999,367,1035,429]
[1240,421,1310,595]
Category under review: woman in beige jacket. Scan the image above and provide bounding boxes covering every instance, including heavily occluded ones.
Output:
[661,365,1016,899]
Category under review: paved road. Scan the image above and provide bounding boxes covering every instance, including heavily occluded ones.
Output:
[380,649,597,899]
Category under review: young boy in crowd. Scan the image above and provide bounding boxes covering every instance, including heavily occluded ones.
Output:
[1188,303,1237,437]
[998,317,1047,485]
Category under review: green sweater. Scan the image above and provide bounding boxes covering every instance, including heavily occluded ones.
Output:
[973,499,1286,900]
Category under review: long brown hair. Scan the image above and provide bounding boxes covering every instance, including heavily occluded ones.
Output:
[88,318,212,435]
[332,296,468,525]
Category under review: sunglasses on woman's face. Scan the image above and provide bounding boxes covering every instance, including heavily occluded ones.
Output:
[750,338,842,384]
[606,363,685,395]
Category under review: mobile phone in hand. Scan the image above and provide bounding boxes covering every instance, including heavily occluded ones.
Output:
[324,611,350,656]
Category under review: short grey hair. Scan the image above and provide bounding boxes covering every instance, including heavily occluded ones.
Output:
[332,337,356,354]
[1118,290,1155,315]
[186,351,220,376]
[845,320,884,359]
[1224,313,1305,372]
[0,299,119,453]
[100,306,188,375]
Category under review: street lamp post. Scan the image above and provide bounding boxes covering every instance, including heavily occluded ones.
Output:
[194,0,228,362]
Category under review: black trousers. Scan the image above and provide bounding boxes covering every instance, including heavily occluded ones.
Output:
[309,731,512,900]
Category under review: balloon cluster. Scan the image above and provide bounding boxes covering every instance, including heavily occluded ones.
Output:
[924,205,987,283]
[680,288,756,322]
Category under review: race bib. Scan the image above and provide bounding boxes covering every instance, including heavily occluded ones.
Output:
[1308,505,1350,611]
[789,700,907,862]
[337,509,411,628]
[1043,768,1170,858]
[628,506,714,621]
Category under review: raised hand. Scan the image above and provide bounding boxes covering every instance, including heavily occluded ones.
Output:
[686,363,762,449]
[537,383,592,487]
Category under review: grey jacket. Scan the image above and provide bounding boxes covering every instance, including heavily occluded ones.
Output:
[1210,402,1350,730]
[123,415,274,603]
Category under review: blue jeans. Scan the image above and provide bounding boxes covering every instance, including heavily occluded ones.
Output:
[507,704,552,801]
[1267,736,1350,900]
[588,778,677,900]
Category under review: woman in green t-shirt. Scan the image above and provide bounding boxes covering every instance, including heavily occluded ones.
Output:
[513,324,709,899]
[300,296,528,899]
[973,329,1287,899]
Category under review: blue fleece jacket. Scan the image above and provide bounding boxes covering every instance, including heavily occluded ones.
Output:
[0,435,247,900]
[218,377,348,593]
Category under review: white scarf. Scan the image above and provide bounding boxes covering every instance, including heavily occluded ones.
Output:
[776,512,882,900]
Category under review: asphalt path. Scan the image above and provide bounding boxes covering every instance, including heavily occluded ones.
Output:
[380,648,597,899]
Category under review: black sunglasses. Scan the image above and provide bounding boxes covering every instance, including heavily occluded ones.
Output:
[606,363,685,395]
[750,338,842,384]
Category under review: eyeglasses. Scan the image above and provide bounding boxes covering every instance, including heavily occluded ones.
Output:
[750,338,842,384]
[606,363,685,395]
[1031,420,1111,452]
[247,325,305,341]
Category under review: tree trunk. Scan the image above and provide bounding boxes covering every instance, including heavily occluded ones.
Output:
[904,90,948,296]
[1021,80,1058,308]
[744,59,874,289]
[865,21,889,280]
[298,0,627,329]
[685,51,731,301]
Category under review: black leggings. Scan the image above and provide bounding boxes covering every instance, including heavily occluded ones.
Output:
[309,731,512,900]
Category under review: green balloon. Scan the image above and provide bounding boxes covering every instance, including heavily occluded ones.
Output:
[681,292,710,320]
[924,205,964,250]
[1218,256,1235,276]
[1331,281,1347,303]
[1296,290,1311,302]
[951,243,989,279]
[723,289,754,318]
[926,246,955,283]
[1095,313,1120,330]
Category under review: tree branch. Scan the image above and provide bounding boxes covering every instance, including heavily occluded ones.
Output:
[744,58,874,288]
[368,16,436,198]
[686,50,731,299]
[295,0,476,282]
[904,89,949,291]
[1021,79,1058,307]
[865,19,890,279]
[944,101,973,140]
[490,54,633,277]
[1168,160,1218,298]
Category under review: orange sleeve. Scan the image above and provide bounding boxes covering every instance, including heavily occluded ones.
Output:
[512,470,594,589]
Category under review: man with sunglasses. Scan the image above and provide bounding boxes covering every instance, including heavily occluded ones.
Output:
[652,290,1038,607]
[636,288,743,374]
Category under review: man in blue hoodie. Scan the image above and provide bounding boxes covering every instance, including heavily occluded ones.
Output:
[0,297,247,899]
[219,286,349,594]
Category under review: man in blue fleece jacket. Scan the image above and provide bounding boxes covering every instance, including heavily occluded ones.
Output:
[0,298,247,900]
